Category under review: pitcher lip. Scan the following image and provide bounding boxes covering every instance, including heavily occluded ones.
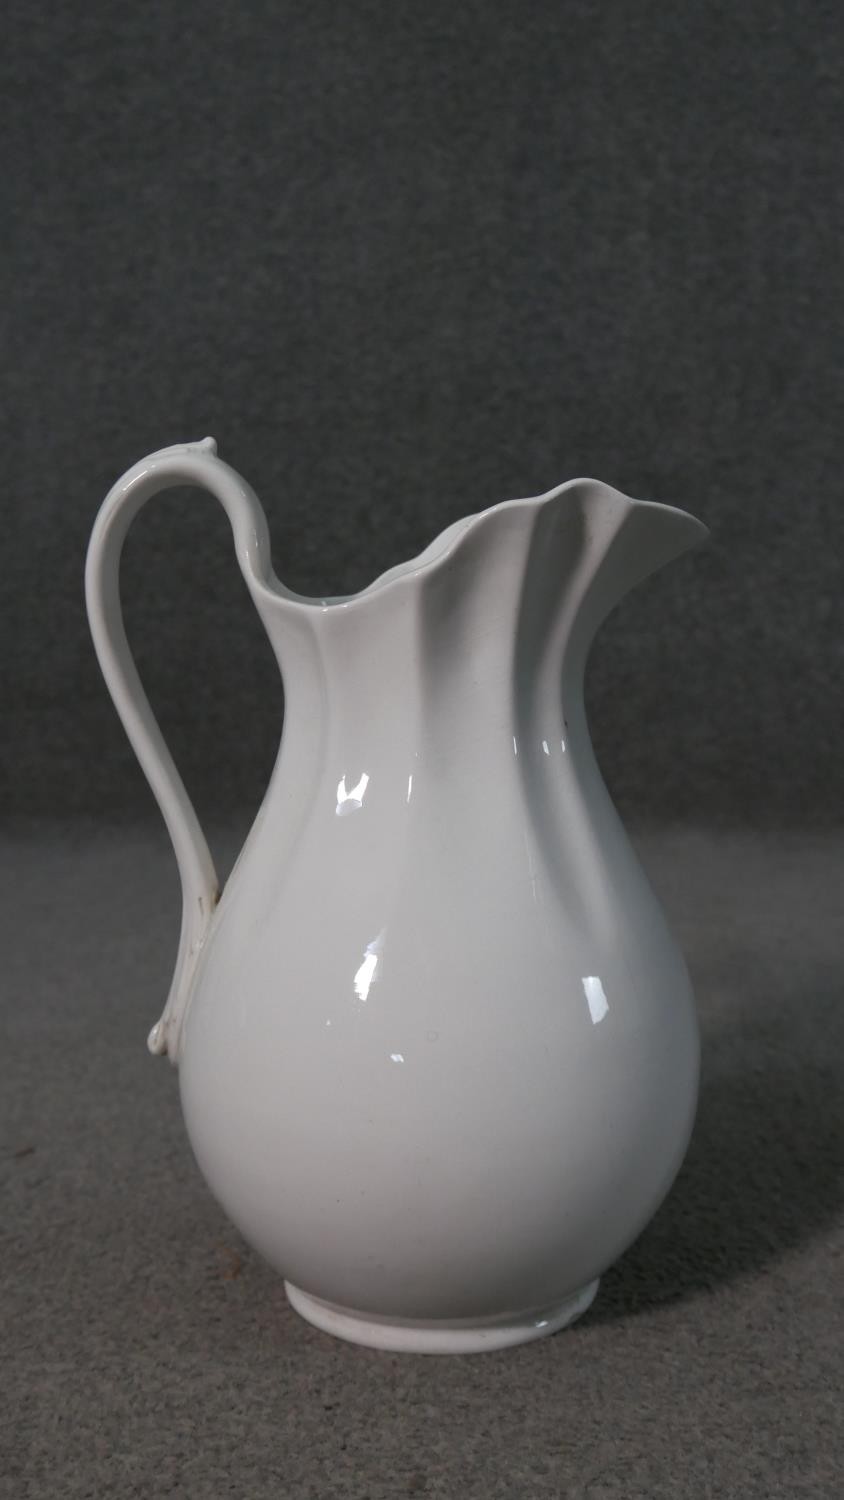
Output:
[274,478,709,610]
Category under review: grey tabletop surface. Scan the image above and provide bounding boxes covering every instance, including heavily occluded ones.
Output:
[2,824,841,1498]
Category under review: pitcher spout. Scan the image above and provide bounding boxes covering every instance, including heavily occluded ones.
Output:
[611,486,710,581]
[517,479,709,677]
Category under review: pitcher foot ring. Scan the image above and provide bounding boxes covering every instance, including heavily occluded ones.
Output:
[284,1277,599,1354]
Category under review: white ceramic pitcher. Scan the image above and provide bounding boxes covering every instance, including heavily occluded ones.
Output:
[86,439,708,1353]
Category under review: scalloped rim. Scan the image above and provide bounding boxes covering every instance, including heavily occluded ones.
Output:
[274,477,708,611]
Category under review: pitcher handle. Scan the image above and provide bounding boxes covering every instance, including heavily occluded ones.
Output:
[85,438,278,1062]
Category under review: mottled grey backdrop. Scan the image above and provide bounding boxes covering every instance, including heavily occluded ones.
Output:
[3,2,842,825]
[4,12,844,1499]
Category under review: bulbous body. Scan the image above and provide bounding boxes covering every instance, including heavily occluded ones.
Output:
[86,442,707,1352]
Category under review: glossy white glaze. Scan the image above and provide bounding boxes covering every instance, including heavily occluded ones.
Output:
[86,440,708,1352]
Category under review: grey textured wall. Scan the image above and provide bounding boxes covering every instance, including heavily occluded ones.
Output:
[4,3,842,826]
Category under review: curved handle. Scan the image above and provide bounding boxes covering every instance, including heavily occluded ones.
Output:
[85,438,278,1063]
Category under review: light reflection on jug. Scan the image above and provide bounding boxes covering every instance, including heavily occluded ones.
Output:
[582,975,610,1025]
[353,929,386,1004]
[336,771,370,816]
